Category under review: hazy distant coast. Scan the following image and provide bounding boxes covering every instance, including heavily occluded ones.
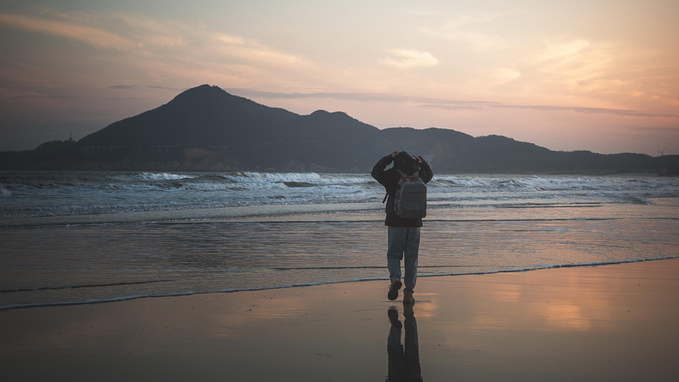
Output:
[1,85,677,175]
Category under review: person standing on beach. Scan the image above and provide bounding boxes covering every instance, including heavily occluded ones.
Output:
[372,151,433,304]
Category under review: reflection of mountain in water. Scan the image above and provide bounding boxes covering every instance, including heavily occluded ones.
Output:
[2,84,678,174]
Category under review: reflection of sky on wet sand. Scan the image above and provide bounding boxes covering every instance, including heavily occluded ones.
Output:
[407,292,439,319]
[1,260,678,381]
[415,260,679,380]
[421,261,678,334]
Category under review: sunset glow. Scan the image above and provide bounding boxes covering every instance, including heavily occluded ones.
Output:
[1,0,677,154]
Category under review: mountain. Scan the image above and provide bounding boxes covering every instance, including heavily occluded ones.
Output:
[74,85,381,171]
[1,84,678,174]
[79,85,299,147]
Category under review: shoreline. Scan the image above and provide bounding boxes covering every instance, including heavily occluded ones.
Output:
[2,256,678,312]
[2,259,678,381]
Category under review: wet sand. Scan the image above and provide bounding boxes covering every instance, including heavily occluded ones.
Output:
[1,259,678,381]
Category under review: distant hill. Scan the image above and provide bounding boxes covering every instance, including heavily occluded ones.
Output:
[1,84,678,175]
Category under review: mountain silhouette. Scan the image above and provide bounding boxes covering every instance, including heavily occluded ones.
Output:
[76,85,381,171]
[1,84,677,174]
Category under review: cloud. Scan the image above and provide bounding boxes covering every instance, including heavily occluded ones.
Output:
[486,67,522,84]
[534,39,591,64]
[0,13,137,50]
[0,11,311,81]
[147,85,180,91]
[116,13,314,73]
[381,49,439,69]
[9,93,66,100]
[1,10,318,91]
[227,88,493,106]
[229,88,679,119]
[113,13,187,48]
[211,33,311,69]
[427,101,679,119]
[216,34,245,45]
[629,126,679,135]
[417,11,516,52]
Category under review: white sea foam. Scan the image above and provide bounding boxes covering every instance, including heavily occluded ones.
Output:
[112,172,197,181]
[1,171,678,222]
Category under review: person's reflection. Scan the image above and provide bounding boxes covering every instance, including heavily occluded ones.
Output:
[387,305,423,382]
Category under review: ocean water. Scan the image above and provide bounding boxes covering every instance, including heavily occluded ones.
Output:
[1,171,678,310]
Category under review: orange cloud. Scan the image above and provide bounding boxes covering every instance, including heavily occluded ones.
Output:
[0,13,137,50]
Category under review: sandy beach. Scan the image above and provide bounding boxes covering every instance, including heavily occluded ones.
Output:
[1,259,677,381]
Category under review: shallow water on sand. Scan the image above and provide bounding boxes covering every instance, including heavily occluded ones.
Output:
[1,172,678,309]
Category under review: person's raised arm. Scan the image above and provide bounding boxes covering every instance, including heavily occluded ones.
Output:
[416,156,433,183]
[371,151,398,186]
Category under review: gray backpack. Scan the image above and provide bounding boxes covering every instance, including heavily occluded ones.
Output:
[393,170,427,219]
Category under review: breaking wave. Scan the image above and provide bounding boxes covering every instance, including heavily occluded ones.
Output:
[1,171,678,223]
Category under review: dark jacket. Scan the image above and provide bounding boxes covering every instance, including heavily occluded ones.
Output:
[372,154,434,227]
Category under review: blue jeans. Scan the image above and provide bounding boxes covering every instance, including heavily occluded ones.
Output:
[387,227,420,293]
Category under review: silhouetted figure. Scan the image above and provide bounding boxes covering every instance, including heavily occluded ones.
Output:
[372,151,433,304]
[387,306,423,382]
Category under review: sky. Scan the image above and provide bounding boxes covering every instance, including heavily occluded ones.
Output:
[1,0,678,155]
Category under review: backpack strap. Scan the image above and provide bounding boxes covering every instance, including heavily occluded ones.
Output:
[384,169,406,204]
[383,169,419,204]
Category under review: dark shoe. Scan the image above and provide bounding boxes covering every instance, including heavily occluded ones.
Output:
[403,290,415,305]
[387,279,402,301]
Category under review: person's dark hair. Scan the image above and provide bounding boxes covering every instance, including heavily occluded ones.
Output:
[394,151,419,175]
